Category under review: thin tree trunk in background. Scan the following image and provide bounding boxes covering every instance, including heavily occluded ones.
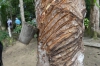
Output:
[35,0,86,66]
[19,0,25,24]
[90,0,99,38]
[19,0,26,44]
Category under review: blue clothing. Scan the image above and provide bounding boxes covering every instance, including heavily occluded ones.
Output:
[15,19,21,25]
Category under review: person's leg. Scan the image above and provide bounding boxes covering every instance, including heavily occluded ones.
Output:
[8,27,12,37]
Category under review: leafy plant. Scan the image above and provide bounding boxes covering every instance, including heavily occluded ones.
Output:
[0,30,8,41]
[5,37,15,46]
[13,25,22,33]
[27,18,37,27]
[84,18,90,29]
[0,4,8,27]
[27,21,36,26]
[85,0,91,18]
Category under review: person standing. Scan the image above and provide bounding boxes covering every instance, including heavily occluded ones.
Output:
[15,18,21,26]
[7,18,12,28]
[7,18,12,37]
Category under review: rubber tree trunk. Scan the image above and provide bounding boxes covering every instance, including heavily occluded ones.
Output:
[90,0,99,38]
[35,0,86,66]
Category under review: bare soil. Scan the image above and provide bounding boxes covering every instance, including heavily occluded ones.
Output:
[2,38,100,66]
[2,39,37,66]
[83,38,100,66]
[84,46,100,66]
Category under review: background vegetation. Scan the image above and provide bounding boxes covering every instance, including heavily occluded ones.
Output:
[0,0,100,46]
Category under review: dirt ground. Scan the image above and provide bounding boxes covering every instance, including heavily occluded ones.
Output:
[2,38,100,66]
[2,39,37,66]
[83,38,100,66]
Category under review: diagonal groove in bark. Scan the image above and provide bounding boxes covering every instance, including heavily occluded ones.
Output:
[39,11,60,39]
[43,15,72,42]
[64,46,81,66]
[47,30,78,52]
[51,34,80,56]
[51,40,78,59]
[39,1,82,40]
[66,38,83,66]
[50,42,81,66]
[49,31,83,66]
[39,13,69,41]
[44,11,82,44]
[44,22,78,50]
[59,44,81,66]
[41,14,74,47]
[39,12,62,40]
[39,0,66,25]
[44,24,75,48]
[47,26,77,48]
[51,32,82,56]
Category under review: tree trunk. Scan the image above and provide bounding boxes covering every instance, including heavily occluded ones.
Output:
[19,0,25,24]
[35,0,86,66]
[99,0,100,27]
[19,23,37,44]
[19,0,35,44]
[90,0,99,39]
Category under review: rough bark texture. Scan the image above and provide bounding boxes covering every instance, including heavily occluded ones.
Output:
[19,23,37,44]
[35,0,86,66]
[90,0,99,38]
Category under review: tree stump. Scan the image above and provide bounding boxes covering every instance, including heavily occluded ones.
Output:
[19,22,37,44]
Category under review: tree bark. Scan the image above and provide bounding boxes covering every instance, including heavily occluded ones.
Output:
[19,0,36,44]
[19,23,37,44]
[90,0,99,38]
[35,0,86,66]
[19,0,25,24]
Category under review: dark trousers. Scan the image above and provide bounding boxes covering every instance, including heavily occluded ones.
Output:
[0,41,3,66]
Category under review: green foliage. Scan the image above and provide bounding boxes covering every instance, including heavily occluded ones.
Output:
[27,20,36,27]
[0,30,8,41]
[0,0,36,28]
[24,11,31,21]
[27,21,34,25]
[84,18,93,37]
[84,18,90,29]
[13,25,22,33]
[0,4,8,27]
[2,36,16,49]
[34,34,37,38]
[94,0,100,8]
[85,0,91,18]
[17,14,21,20]
[5,37,15,46]
[10,0,19,15]
[24,0,36,21]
